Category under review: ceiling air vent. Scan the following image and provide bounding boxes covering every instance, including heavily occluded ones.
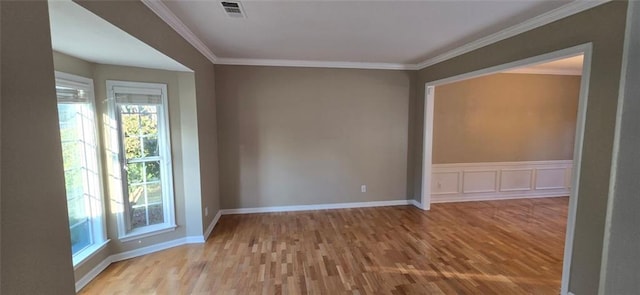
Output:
[221,1,245,18]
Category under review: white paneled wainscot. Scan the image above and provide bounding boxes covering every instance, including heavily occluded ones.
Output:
[431,160,572,203]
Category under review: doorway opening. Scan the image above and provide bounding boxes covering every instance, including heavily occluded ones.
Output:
[420,43,592,294]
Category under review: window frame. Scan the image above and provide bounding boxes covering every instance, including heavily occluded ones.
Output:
[54,71,109,268]
[106,80,176,241]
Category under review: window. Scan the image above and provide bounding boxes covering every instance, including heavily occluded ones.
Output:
[106,81,176,240]
[55,72,106,265]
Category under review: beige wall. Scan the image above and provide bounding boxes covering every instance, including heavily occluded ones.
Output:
[410,2,628,294]
[53,51,95,77]
[77,0,220,232]
[216,66,411,209]
[433,73,580,164]
[1,1,76,294]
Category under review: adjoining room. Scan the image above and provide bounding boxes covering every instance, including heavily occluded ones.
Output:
[426,54,585,293]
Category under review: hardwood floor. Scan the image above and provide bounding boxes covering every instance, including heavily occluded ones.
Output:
[80,197,568,294]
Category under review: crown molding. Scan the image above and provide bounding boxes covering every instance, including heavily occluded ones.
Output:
[503,68,582,76]
[216,57,417,70]
[142,0,607,71]
[141,0,218,63]
[413,0,609,70]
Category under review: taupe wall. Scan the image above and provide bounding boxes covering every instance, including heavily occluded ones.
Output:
[216,66,411,209]
[410,2,627,294]
[433,73,580,164]
[601,2,640,293]
[77,0,220,232]
[1,1,76,294]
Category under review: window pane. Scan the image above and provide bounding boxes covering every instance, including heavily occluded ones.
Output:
[141,105,157,114]
[124,136,142,159]
[70,218,92,255]
[63,167,84,200]
[131,207,148,229]
[149,203,164,225]
[143,136,159,157]
[140,114,158,136]
[146,161,161,181]
[126,162,143,184]
[120,104,139,114]
[67,196,86,221]
[128,184,145,206]
[147,182,162,204]
[121,113,140,137]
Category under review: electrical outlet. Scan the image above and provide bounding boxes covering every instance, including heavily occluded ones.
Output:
[205,207,209,216]
[361,185,367,193]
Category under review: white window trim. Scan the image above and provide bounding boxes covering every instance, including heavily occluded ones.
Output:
[72,239,110,270]
[55,71,108,267]
[106,80,177,241]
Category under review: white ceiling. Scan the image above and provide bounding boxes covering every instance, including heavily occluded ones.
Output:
[504,54,584,75]
[48,0,191,72]
[159,0,575,67]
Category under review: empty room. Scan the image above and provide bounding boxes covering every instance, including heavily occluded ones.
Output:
[2,1,640,295]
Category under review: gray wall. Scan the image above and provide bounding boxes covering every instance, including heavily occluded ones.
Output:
[216,66,412,209]
[77,0,220,232]
[433,73,580,164]
[410,2,628,294]
[600,1,640,294]
[1,1,76,294]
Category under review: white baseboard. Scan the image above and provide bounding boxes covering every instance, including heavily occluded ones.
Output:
[184,235,206,244]
[110,237,191,262]
[409,199,424,209]
[204,210,222,240]
[220,199,411,215]
[75,257,113,292]
[568,292,576,295]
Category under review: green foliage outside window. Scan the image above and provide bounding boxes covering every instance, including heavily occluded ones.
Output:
[120,104,163,229]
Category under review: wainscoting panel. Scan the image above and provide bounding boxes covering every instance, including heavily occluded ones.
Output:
[431,160,573,203]
[431,171,460,195]
[500,168,534,192]
[462,170,498,193]
[535,168,567,190]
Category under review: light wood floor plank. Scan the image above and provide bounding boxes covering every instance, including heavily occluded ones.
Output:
[80,197,568,294]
